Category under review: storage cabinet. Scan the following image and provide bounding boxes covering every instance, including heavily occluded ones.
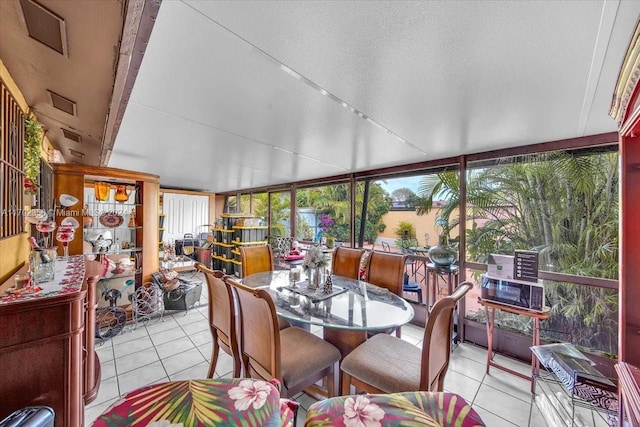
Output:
[52,164,160,286]
[212,213,267,276]
[0,257,88,427]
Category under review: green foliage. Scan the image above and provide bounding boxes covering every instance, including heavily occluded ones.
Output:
[462,150,619,354]
[296,215,314,240]
[24,117,43,189]
[394,221,415,239]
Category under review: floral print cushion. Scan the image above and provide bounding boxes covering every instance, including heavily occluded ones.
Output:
[92,378,295,427]
[304,391,486,427]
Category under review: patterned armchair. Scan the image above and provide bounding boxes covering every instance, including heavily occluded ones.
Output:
[304,391,486,427]
[91,378,298,427]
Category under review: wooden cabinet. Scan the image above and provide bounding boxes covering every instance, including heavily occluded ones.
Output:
[52,164,160,285]
[0,257,87,427]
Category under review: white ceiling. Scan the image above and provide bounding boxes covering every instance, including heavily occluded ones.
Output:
[107,0,639,193]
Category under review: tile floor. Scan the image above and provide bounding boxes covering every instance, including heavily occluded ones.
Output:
[84,282,611,427]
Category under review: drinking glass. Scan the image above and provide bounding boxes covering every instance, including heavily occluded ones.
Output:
[56,225,76,259]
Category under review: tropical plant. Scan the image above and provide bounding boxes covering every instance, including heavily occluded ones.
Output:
[24,117,43,193]
[463,150,620,354]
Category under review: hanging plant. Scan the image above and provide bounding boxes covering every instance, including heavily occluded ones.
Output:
[24,117,43,194]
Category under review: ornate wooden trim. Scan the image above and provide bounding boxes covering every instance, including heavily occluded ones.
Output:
[610,19,640,126]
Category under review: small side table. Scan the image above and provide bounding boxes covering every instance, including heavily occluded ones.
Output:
[478,298,550,392]
[426,263,459,308]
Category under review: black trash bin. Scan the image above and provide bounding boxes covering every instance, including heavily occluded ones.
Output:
[0,407,54,427]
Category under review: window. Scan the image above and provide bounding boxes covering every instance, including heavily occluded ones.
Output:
[1,80,26,238]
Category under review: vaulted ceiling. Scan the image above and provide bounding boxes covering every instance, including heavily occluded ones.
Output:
[1,1,638,193]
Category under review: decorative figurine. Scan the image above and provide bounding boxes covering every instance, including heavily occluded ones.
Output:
[323,274,333,294]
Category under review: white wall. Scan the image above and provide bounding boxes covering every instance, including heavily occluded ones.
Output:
[162,193,209,242]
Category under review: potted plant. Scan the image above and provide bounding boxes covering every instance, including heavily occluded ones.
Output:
[24,117,43,203]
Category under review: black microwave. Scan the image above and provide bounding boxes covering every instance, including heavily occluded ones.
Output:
[481,275,545,312]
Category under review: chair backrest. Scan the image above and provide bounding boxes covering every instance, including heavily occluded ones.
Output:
[268,236,293,259]
[331,246,366,279]
[240,245,275,278]
[420,281,473,391]
[225,277,282,382]
[364,251,406,296]
[196,263,237,351]
[381,241,391,252]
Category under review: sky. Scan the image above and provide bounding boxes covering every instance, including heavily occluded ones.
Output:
[377,176,424,195]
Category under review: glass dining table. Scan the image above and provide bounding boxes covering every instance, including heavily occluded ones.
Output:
[241,270,415,358]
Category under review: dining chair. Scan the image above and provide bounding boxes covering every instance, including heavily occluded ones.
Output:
[364,251,406,297]
[340,281,473,395]
[331,246,366,279]
[239,245,275,278]
[381,241,391,252]
[195,263,241,378]
[238,245,290,330]
[363,251,407,337]
[225,277,342,398]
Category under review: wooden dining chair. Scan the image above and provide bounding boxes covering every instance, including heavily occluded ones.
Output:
[239,245,275,278]
[238,245,290,330]
[331,246,366,279]
[363,251,407,337]
[340,281,473,395]
[225,277,342,398]
[195,263,241,378]
[364,251,406,296]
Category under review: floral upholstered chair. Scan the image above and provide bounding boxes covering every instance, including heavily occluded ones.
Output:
[92,378,298,427]
[304,391,486,427]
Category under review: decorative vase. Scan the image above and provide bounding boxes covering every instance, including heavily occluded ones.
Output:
[428,235,457,267]
[308,267,322,290]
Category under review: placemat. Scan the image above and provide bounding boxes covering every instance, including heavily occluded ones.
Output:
[284,283,347,302]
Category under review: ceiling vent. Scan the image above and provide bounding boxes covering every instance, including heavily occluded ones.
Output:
[47,91,76,116]
[61,128,82,143]
[69,149,84,158]
[20,0,67,56]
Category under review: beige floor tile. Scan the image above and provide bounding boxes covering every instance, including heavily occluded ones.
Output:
[85,397,119,426]
[155,336,195,359]
[474,383,533,427]
[162,347,207,376]
[113,336,155,358]
[117,361,169,396]
[115,347,161,375]
[471,406,519,426]
[169,362,210,381]
[443,370,482,404]
[149,325,189,346]
[86,304,541,427]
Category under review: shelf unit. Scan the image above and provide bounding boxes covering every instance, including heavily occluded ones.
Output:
[212,213,267,276]
[52,164,160,286]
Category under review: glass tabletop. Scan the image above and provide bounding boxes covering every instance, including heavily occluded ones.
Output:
[241,270,415,331]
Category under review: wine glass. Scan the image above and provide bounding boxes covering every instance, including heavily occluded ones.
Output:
[55,225,76,259]
[36,220,57,248]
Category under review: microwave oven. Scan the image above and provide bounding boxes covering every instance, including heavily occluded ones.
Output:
[481,275,545,312]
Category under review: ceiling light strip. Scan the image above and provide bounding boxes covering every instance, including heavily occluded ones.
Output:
[181,0,427,157]
[131,101,349,172]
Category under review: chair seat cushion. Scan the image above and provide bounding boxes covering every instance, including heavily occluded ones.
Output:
[403,282,421,291]
[305,391,486,426]
[341,333,421,393]
[282,254,304,261]
[280,327,341,390]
